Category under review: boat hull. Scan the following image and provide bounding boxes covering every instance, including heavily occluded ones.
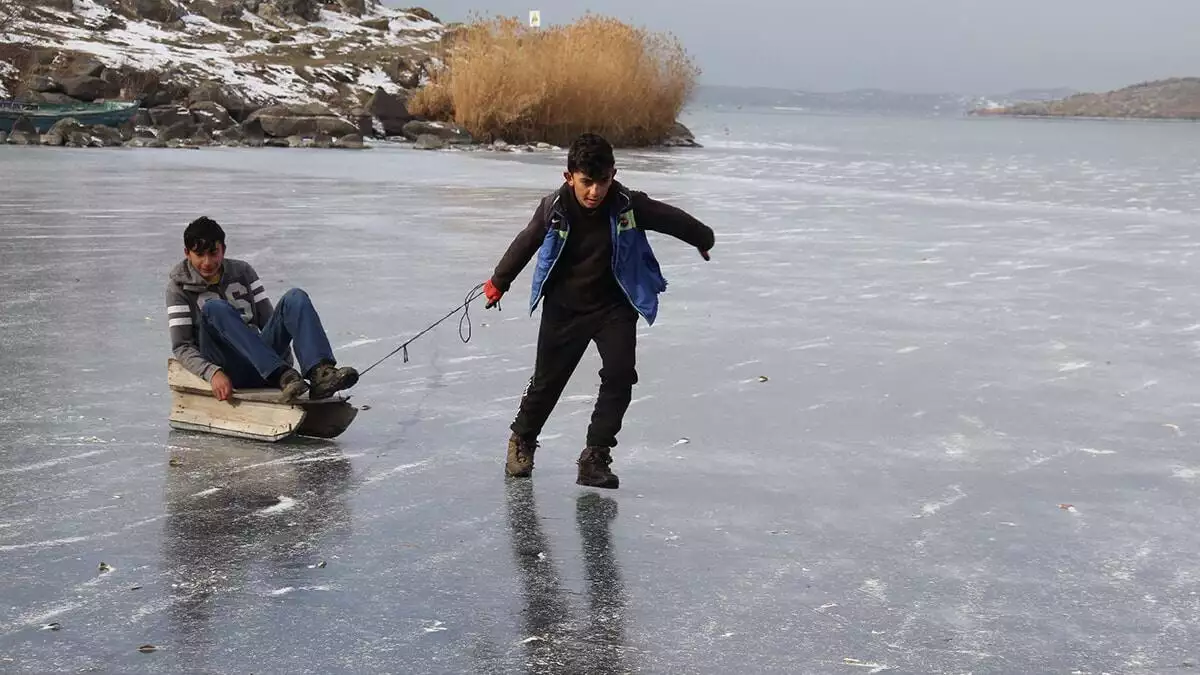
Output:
[0,101,140,134]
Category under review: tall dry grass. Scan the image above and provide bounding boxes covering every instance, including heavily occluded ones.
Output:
[409,14,700,147]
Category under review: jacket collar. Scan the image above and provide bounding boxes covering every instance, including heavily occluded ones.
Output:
[554,181,633,219]
[169,259,222,292]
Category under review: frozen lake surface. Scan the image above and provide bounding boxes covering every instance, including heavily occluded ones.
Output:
[3,110,1200,673]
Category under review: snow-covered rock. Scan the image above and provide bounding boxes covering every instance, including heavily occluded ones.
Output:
[0,0,444,138]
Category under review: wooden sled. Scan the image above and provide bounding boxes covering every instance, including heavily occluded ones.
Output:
[167,359,358,442]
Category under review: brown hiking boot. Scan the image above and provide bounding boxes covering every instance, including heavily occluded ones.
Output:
[308,362,359,399]
[276,367,309,402]
[505,433,538,478]
[576,446,619,489]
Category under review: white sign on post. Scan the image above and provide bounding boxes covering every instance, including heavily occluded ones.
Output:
[529,10,541,27]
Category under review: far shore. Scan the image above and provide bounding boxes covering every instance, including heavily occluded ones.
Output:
[969,110,1200,124]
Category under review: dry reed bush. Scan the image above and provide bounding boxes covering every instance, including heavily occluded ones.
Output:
[409,14,700,147]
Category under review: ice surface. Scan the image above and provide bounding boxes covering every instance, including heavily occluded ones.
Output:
[3,110,1200,672]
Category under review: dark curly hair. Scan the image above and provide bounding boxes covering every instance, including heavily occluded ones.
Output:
[184,216,226,254]
[566,133,615,179]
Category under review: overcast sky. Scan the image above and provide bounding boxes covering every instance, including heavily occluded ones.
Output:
[408,0,1200,94]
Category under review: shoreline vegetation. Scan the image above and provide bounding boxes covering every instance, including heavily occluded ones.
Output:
[0,0,702,149]
[409,15,700,148]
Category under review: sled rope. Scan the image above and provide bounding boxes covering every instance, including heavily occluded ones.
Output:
[358,283,491,377]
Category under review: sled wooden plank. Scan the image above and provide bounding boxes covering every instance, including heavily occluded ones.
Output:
[295,401,359,439]
[167,358,347,404]
[168,390,305,442]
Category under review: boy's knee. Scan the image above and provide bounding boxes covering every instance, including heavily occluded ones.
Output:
[201,299,239,319]
[280,288,310,305]
[600,364,638,387]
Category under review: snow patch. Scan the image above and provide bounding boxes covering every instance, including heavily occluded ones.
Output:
[0,601,86,635]
[337,336,384,350]
[74,0,111,25]
[937,434,969,457]
[180,13,235,33]
[3,0,443,108]
[269,585,330,596]
[0,536,91,552]
[0,61,17,99]
[357,67,401,93]
[0,449,110,476]
[843,657,890,673]
[859,578,888,603]
[444,355,491,364]
[917,485,967,517]
[364,460,431,484]
[256,496,298,515]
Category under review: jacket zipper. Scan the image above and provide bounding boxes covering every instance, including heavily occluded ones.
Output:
[610,197,648,322]
[532,197,567,313]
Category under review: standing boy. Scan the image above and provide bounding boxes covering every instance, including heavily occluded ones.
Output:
[166,216,359,402]
[483,133,715,489]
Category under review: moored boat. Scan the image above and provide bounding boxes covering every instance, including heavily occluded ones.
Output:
[0,100,139,133]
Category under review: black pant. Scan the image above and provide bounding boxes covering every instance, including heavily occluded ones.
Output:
[511,302,639,448]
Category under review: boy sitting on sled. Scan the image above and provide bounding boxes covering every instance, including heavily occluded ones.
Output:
[483,132,715,489]
[165,216,358,402]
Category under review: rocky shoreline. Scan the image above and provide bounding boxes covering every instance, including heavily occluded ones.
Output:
[0,95,701,150]
[0,0,703,150]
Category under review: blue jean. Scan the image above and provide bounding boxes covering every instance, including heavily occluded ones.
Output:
[199,288,336,388]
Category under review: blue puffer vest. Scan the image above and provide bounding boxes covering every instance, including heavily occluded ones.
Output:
[528,186,669,325]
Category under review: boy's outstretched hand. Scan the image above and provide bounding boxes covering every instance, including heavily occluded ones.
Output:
[699,249,711,261]
[483,279,503,309]
[210,370,233,401]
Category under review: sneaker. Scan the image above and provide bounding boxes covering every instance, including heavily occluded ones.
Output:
[505,433,538,478]
[308,362,359,399]
[576,446,619,489]
[276,367,310,402]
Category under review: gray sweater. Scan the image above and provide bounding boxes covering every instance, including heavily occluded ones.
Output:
[165,258,274,381]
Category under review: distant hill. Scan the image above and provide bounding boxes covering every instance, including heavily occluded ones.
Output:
[690,85,970,115]
[972,78,1200,120]
[1002,88,1078,102]
[690,84,1078,117]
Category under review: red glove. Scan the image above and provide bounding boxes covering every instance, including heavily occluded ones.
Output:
[483,279,503,307]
